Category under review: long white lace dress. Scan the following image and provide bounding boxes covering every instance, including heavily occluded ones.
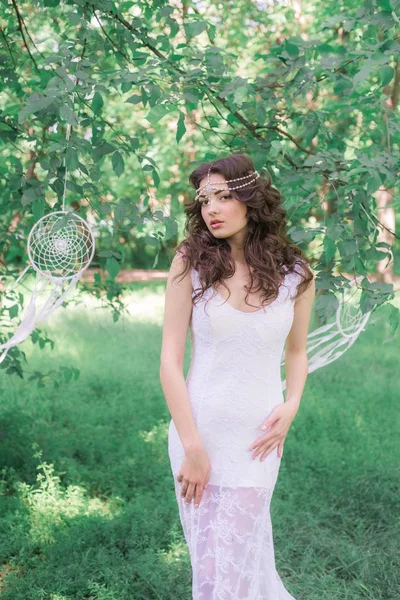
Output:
[168,263,302,600]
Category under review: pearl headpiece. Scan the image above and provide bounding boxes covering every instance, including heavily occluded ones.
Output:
[195,164,260,202]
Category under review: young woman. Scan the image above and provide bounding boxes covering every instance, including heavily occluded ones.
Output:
[160,153,315,599]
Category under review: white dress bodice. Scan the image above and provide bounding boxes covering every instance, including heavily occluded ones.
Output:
[168,263,303,488]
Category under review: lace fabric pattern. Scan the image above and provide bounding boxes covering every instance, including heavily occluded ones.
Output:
[168,264,303,599]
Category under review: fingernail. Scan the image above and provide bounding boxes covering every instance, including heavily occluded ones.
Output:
[195,504,199,508]
[262,426,266,430]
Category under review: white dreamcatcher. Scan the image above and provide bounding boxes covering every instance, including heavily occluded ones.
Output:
[281,275,373,390]
[0,76,96,364]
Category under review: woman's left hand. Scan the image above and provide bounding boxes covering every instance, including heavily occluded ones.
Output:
[248,402,299,460]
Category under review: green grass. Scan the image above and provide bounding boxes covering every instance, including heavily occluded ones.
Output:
[0,280,399,599]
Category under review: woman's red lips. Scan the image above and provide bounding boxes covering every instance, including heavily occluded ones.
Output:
[210,220,224,225]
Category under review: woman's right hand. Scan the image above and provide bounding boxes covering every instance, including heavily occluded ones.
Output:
[176,446,211,508]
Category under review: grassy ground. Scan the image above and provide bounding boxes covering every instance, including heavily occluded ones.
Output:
[0,279,399,600]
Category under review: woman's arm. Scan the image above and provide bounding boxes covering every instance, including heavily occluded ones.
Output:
[248,273,316,461]
[284,273,316,409]
[159,252,204,452]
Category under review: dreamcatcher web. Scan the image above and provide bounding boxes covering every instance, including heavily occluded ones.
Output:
[28,211,94,279]
[281,275,373,389]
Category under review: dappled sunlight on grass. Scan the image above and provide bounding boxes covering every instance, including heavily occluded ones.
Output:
[16,454,124,546]
[10,283,170,382]
[139,420,167,445]
[62,284,166,325]
[2,278,167,369]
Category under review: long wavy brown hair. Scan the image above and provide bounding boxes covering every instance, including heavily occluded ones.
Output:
[173,153,313,310]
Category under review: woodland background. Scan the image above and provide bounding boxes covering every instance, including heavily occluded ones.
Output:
[0,1,399,598]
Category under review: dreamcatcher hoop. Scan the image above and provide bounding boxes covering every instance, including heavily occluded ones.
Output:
[0,211,96,364]
[27,211,96,281]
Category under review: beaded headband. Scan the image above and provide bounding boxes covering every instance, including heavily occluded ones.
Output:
[195,165,260,202]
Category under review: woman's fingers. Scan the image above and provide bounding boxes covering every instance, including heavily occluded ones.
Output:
[178,479,206,507]
[194,485,204,508]
[183,481,196,504]
[249,427,281,451]
[251,433,281,457]
[253,437,282,459]
[260,442,279,460]
[177,469,208,507]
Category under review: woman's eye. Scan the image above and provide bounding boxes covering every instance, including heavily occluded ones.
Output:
[200,194,232,206]
[199,194,231,206]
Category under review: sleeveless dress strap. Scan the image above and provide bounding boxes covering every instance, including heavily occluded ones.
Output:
[190,267,200,292]
[285,260,304,299]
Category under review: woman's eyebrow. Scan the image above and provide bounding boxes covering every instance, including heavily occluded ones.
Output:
[198,188,228,198]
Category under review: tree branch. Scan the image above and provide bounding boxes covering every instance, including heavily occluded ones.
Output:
[10,0,39,71]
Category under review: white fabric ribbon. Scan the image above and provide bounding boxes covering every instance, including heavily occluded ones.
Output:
[0,270,82,363]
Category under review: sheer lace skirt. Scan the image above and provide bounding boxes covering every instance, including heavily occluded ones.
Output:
[174,480,296,600]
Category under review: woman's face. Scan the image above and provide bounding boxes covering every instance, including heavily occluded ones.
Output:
[198,172,248,239]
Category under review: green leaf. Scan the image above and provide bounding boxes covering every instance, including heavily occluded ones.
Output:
[59,105,79,126]
[32,197,45,221]
[377,0,393,12]
[176,110,186,143]
[51,213,73,232]
[18,95,54,123]
[353,66,372,85]
[112,151,125,177]
[152,168,160,188]
[148,82,162,105]
[233,85,247,108]
[145,104,173,124]
[165,217,178,241]
[141,86,149,107]
[379,66,394,87]
[126,94,142,104]
[284,40,299,57]
[106,256,120,279]
[256,103,266,126]
[65,147,80,171]
[93,143,116,162]
[315,292,338,321]
[184,20,207,38]
[92,92,104,114]
[69,12,81,25]
[21,186,37,206]
[323,236,336,264]
[9,304,19,319]
[121,81,133,93]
